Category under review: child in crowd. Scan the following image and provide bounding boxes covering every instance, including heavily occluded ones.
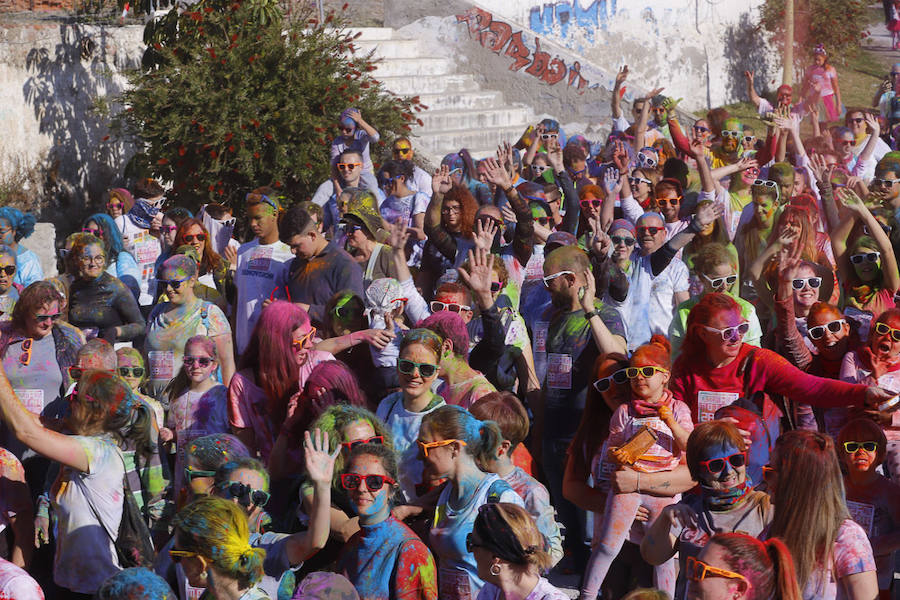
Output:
[117,347,165,429]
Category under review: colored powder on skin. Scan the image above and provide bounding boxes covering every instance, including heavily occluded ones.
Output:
[97,567,176,600]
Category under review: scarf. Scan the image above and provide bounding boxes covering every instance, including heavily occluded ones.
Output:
[702,479,752,510]
[632,388,674,417]
[128,199,160,229]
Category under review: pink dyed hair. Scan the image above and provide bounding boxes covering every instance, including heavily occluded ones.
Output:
[239,301,311,422]
[185,335,217,359]
[420,310,469,358]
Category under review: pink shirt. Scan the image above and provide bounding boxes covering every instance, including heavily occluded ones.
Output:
[800,519,876,600]
[606,398,693,473]
[227,350,334,460]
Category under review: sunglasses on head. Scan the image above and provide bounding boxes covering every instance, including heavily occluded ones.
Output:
[223,481,269,508]
[118,366,145,378]
[465,532,484,553]
[341,436,384,451]
[417,438,467,457]
[850,252,880,264]
[0,265,16,276]
[637,226,663,236]
[340,473,395,491]
[807,319,846,340]
[430,301,471,313]
[792,277,822,290]
[702,273,737,290]
[656,196,681,207]
[685,556,748,585]
[398,358,439,378]
[183,356,214,368]
[182,233,207,243]
[185,465,217,481]
[592,367,629,392]
[246,192,282,212]
[702,322,750,341]
[875,322,900,342]
[697,451,746,475]
[844,441,878,453]
[611,235,635,246]
[82,227,103,237]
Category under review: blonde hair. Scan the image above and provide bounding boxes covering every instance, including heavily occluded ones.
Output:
[768,431,847,589]
[173,496,265,589]
[497,503,552,573]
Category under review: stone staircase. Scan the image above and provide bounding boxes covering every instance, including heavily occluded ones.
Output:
[350,27,535,166]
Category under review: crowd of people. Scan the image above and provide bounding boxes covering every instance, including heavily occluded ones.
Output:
[4,50,900,600]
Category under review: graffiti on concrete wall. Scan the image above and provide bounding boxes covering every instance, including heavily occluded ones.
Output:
[528,0,618,43]
[456,7,593,91]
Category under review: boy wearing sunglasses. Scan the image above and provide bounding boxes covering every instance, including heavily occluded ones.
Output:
[641,421,772,600]
[837,418,900,596]
[330,107,382,192]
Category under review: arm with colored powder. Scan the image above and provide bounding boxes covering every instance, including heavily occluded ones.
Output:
[0,362,89,473]
[667,115,693,157]
[754,127,779,167]
[611,463,696,497]
[839,187,900,294]
[611,65,627,120]
[557,169,581,234]
[423,167,459,262]
[744,70,764,110]
[284,429,339,564]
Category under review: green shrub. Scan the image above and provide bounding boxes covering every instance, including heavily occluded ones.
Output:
[759,0,869,65]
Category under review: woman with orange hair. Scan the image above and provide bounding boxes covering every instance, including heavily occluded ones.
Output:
[174,218,232,302]
[580,335,693,599]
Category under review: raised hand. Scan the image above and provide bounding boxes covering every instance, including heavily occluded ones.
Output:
[501,204,517,224]
[481,157,512,190]
[457,247,497,302]
[777,256,802,283]
[346,108,362,123]
[808,153,830,183]
[602,167,620,195]
[694,201,724,229]
[388,218,410,251]
[546,142,564,172]
[836,187,867,215]
[865,112,881,136]
[579,268,596,313]
[735,156,758,172]
[473,217,498,251]
[357,328,396,350]
[613,140,630,173]
[615,65,629,86]
[304,428,340,485]
[689,137,705,160]
[588,216,611,257]
[661,96,682,113]
[432,165,452,196]
[743,70,754,84]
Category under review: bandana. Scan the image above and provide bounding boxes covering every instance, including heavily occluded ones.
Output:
[701,479,752,510]
[128,199,160,230]
[364,278,403,329]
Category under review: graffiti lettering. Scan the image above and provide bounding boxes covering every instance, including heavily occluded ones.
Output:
[455,7,595,91]
[529,0,617,43]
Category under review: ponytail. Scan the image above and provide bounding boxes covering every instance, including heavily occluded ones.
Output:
[421,405,502,466]
[473,420,503,467]
[766,538,802,600]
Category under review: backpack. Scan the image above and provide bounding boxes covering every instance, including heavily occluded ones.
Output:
[713,350,784,487]
[84,447,155,568]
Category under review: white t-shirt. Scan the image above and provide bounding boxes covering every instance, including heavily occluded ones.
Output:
[0,557,43,599]
[115,216,162,306]
[376,392,445,501]
[52,435,125,594]
[234,239,293,353]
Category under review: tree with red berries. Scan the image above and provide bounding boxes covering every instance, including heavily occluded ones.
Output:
[115,0,423,208]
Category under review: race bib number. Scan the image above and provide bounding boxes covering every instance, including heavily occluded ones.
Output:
[133,232,160,265]
[149,351,176,380]
[846,500,875,537]
[533,321,549,353]
[248,246,274,272]
[547,353,572,389]
[15,389,43,415]
[697,391,739,423]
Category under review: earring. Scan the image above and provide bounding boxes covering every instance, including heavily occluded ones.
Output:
[490,564,501,576]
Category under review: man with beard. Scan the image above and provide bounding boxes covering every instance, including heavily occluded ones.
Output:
[531,244,625,575]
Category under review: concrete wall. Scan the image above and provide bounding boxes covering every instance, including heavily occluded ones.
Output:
[0,19,142,225]
[387,0,778,113]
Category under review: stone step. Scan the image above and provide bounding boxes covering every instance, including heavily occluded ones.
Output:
[343,27,394,41]
[373,57,455,78]
[352,39,420,60]
[412,125,530,157]
[419,106,533,131]
[416,90,507,111]
[380,73,479,95]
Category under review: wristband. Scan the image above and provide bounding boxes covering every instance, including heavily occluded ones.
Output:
[687,218,704,234]
[584,309,601,321]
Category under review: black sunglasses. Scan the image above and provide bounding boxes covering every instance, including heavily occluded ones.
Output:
[0,266,15,276]
[118,366,145,378]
